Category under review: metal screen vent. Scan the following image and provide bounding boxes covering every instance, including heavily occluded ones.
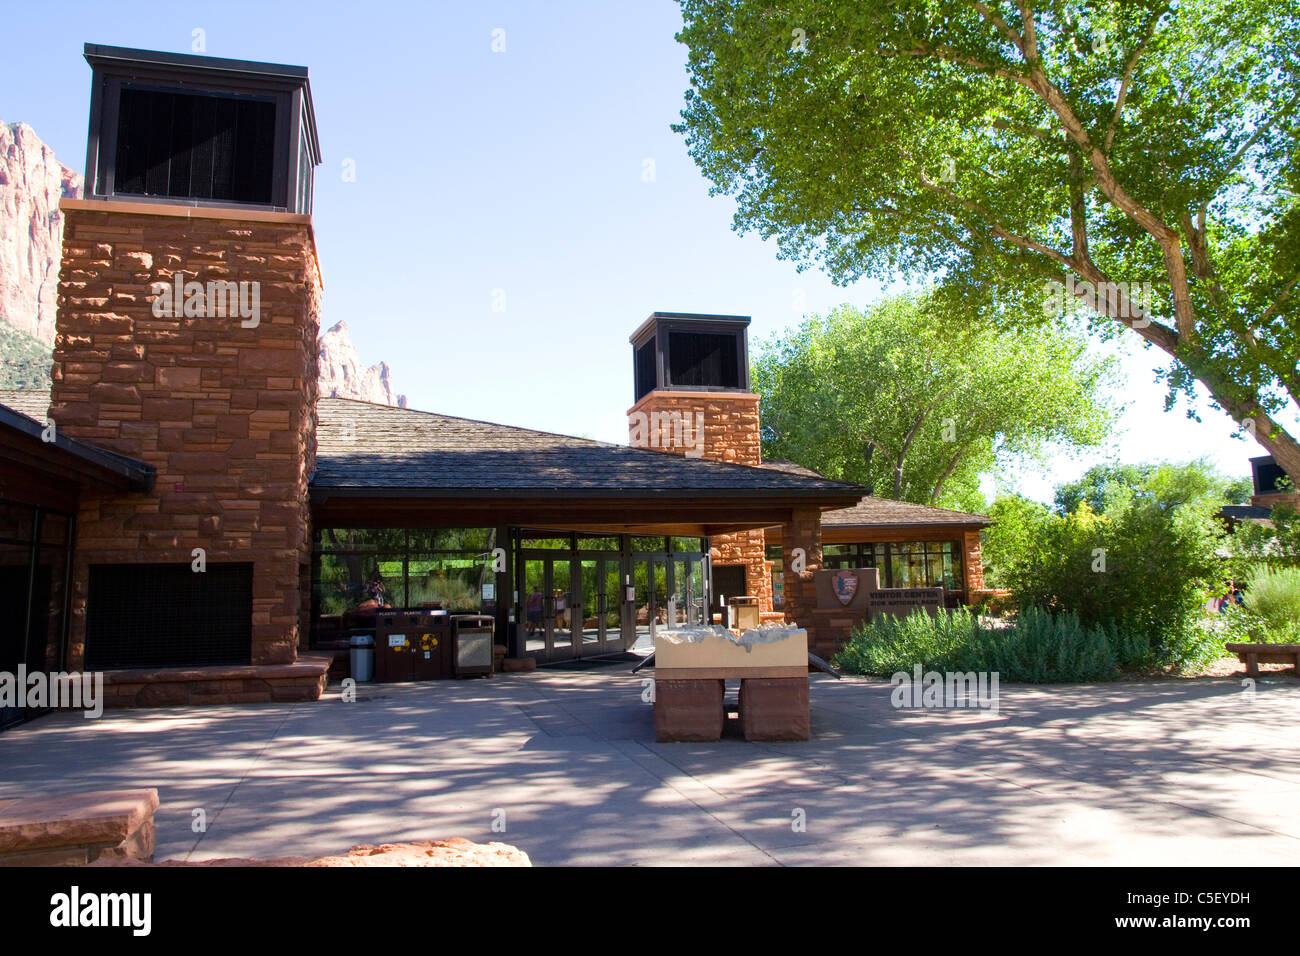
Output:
[86,563,253,670]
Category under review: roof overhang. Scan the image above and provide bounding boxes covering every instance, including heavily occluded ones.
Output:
[0,403,155,495]
[309,489,863,537]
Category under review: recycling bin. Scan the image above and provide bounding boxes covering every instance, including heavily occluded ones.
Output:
[411,611,452,680]
[375,609,451,682]
[451,614,494,678]
[349,632,374,683]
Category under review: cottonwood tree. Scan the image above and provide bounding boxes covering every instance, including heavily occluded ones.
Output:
[675,0,1300,477]
[754,293,1117,510]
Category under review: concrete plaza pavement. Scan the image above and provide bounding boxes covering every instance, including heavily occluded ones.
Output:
[1,662,1297,866]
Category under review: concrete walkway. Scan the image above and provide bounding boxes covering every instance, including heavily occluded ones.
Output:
[1,664,1297,865]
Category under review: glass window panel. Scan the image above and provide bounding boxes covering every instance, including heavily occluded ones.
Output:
[408,528,495,552]
[580,560,601,643]
[927,553,945,587]
[552,561,572,648]
[576,536,619,551]
[691,560,706,625]
[671,537,703,554]
[523,560,546,651]
[521,535,571,550]
[406,554,489,611]
[631,536,666,552]
[605,563,622,631]
[317,528,406,553]
[316,552,402,615]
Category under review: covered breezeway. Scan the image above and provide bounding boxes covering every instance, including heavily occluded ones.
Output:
[308,397,864,665]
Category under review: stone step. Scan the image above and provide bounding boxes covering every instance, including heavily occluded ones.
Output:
[0,789,159,866]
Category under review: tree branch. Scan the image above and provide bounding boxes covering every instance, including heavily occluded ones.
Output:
[914,169,1076,267]
[1016,2,1039,62]
[971,2,1025,52]
[1103,10,1164,154]
[930,434,979,505]
[1205,85,1300,198]
[1260,272,1300,324]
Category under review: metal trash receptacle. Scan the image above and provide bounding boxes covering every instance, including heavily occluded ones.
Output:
[349,633,375,683]
[451,614,494,678]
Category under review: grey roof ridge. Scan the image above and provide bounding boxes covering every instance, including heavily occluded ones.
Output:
[316,396,868,492]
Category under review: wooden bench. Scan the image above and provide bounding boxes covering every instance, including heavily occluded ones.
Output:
[1225,643,1300,678]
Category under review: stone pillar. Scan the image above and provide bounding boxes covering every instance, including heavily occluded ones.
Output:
[781,505,822,639]
[628,389,772,610]
[51,200,321,668]
[962,529,985,593]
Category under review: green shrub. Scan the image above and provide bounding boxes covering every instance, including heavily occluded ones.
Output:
[982,462,1227,666]
[1161,616,1234,671]
[966,606,1117,682]
[1224,565,1300,643]
[833,606,1122,683]
[832,606,981,676]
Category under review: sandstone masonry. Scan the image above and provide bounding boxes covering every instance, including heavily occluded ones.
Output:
[50,200,321,669]
[628,389,774,612]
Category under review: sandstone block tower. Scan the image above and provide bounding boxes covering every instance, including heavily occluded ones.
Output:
[50,44,321,670]
[626,313,774,614]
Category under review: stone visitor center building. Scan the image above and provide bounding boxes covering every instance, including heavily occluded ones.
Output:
[0,45,989,723]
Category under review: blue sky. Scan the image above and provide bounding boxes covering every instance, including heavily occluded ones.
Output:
[2,0,1282,503]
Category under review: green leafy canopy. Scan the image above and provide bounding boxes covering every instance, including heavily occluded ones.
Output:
[753,290,1119,511]
[676,0,1300,476]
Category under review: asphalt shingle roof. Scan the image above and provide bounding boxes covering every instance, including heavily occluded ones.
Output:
[314,398,865,498]
[0,389,50,423]
[822,496,990,528]
[0,389,153,489]
[760,459,989,527]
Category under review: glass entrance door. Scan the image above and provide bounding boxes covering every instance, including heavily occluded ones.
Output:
[522,553,576,660]
[577,556,623,657]
[629,555,668,651]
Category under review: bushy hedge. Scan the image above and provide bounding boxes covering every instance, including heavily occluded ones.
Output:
[833,605,1225,682]
[1220,565,1300,644]
[982,463,1229,667]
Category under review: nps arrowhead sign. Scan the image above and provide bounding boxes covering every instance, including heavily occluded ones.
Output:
[832,570,858,606]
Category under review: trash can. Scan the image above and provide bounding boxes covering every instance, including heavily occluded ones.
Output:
[451,614,494,678]
[349,632,375,683]
[728,595,761,630]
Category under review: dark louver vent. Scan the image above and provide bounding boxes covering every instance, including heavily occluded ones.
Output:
[114,89,276,204]
[86,563,252,670]
[668,331,740,389]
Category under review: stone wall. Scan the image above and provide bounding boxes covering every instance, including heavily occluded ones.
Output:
[961,529,985,592]
[628,389,771,610]
[50,200,321,668]
[780,506,826,655]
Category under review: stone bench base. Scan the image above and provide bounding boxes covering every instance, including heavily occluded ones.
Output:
[654,679,725,742]
[0,789,158,866]
[654,676,812,742]
[1225,643,1300,679]
[739,677,810,741]
[103,654,331,708]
